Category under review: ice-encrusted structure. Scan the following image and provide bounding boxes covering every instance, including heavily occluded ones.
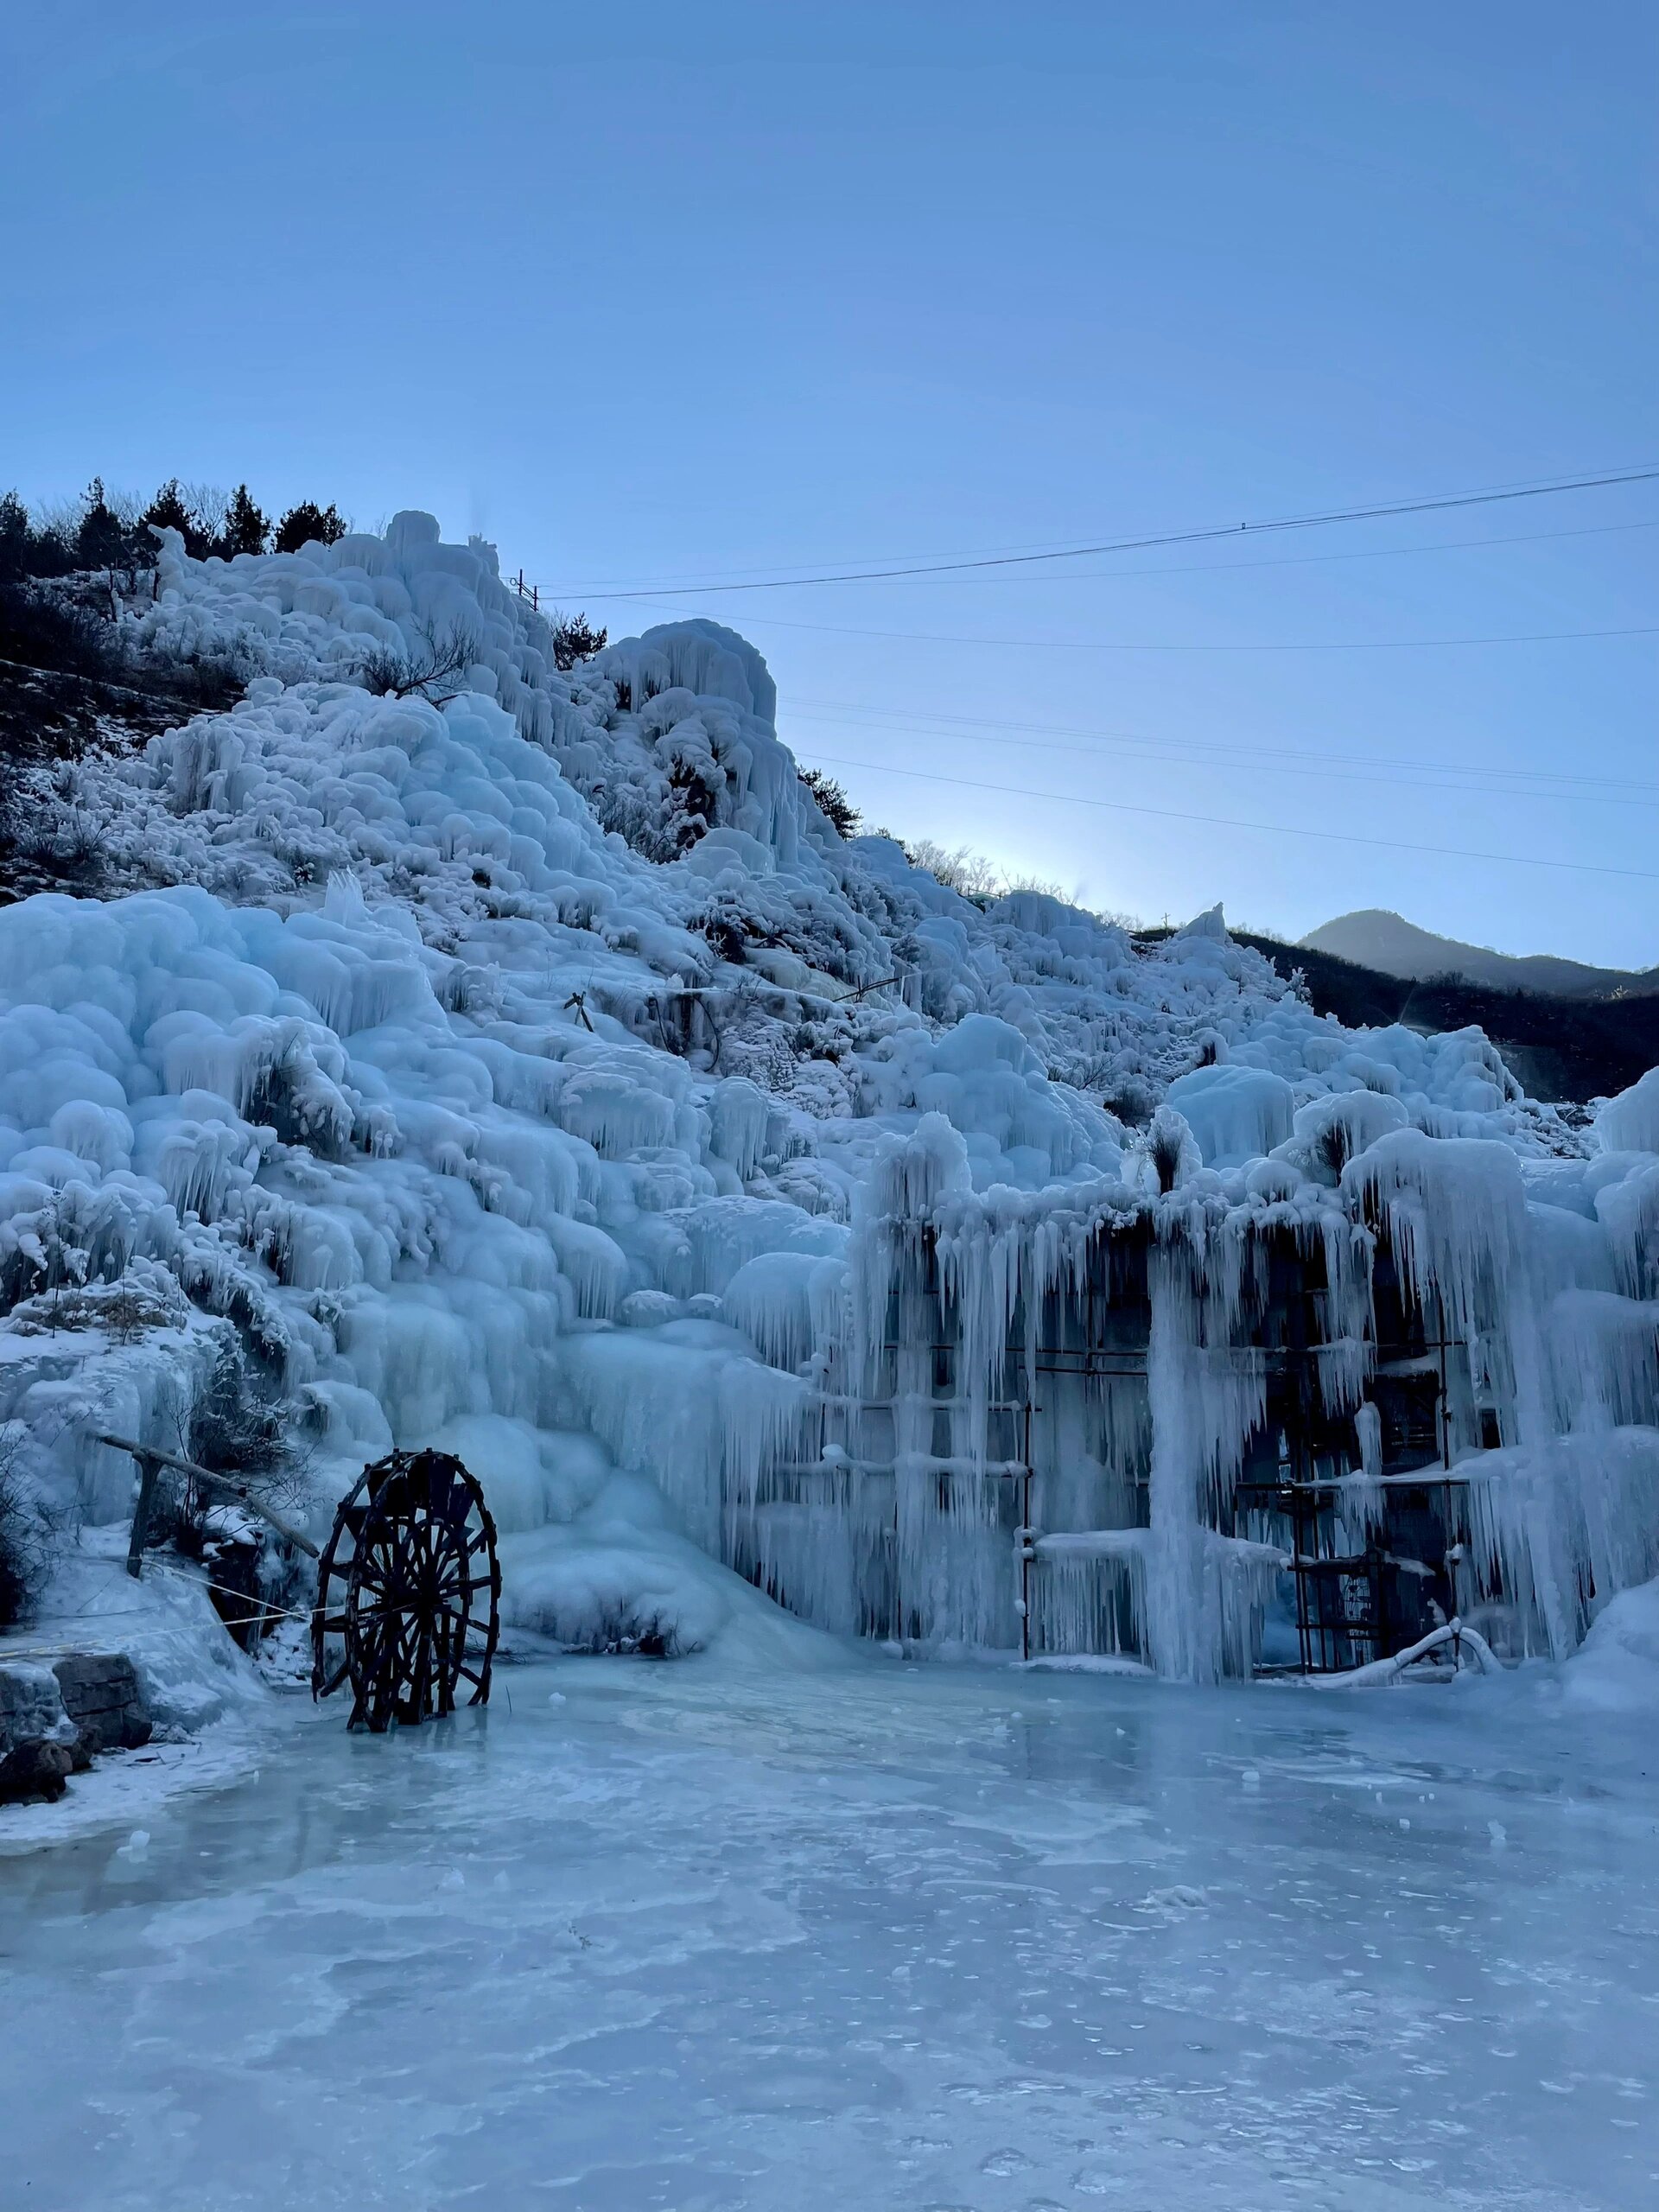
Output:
[2,514,1655,1681]
[760,1104,1659,1679]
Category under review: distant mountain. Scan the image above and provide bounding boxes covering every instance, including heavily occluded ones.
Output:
[1300,910,1659,1001]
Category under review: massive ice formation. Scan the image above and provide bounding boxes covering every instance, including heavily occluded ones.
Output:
[1,515,1654,1681]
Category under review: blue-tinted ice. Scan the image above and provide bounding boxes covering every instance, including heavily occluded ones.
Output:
[3,1656,1655,2209]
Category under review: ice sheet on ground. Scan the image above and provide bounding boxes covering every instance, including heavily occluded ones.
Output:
[2,1650,1656,2210]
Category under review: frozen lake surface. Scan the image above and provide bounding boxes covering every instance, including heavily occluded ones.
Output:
[3,1650,1656,2210]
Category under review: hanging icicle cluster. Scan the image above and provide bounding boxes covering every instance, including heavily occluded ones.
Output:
[723,1092,1659,1678]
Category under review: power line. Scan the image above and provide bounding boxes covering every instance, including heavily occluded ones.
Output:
[785,700,1659,806]
[590,601,1659,653]
[563,511,1659,600]
[547,461,1659,598]
[790,714,1659,811]
[842,512,1659,588]
[804,750,1659,883]
[793,697,1659,793]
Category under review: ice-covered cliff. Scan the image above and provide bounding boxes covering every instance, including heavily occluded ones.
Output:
[2,512,1653,1691]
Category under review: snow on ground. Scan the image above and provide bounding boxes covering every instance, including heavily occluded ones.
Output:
[1,511,1656,1686]
[3,1647,1657,2210]
[0,1522,276,1851]
[0,1716,265,1857]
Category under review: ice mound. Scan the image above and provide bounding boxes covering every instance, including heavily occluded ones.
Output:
[1562,1571,1659,1713]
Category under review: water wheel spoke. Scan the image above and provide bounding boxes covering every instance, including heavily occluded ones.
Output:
[346,1603,403,1627]
[436,1594,490,1638]
[435,1605,486,1657]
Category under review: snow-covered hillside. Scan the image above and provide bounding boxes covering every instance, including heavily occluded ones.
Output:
[2,512,1655,1697]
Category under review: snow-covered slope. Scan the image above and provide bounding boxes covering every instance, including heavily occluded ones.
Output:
[2,514,1653,1687]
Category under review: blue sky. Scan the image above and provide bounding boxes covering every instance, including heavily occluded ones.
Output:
[4,3,1655,962]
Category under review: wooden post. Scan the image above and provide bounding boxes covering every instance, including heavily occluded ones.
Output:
[125,1452,162,1580]
[96,1433,320,1560]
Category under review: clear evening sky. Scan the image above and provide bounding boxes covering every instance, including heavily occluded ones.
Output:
[3,3,1655,962]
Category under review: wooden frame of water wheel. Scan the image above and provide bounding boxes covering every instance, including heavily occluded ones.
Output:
[311,1449,501,1731]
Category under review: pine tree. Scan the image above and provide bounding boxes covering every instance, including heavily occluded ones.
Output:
[274,499,346,554]
[0,491,29,582]
[550,612,607,671]
[76,477,128,571]
[798,768,861,839]
[217,484,270,558]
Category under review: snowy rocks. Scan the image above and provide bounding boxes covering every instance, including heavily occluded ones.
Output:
[0,1662,82,1803]
[0,1738,75,1803]
[0,1662,70,1758]
[52,1653,152,1754]
[0,1653,152,1803]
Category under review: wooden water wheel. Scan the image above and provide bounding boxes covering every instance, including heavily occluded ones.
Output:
[311,1449,500,1731]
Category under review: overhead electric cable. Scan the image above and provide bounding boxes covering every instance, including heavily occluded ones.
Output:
[582,603,1659,653]
[848,512,1659,586]
[792,697,1659,792]
[558,510,1659,597]
[544,461,1659,598]
[785,701,1659,804]
[804,752,1659,882]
